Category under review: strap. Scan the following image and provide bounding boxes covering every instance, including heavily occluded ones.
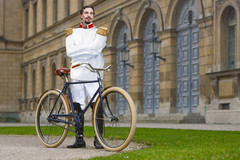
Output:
[96,27,108,36]
[65,28,73,37]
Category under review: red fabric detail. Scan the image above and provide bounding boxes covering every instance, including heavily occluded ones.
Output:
[78,23,94,29]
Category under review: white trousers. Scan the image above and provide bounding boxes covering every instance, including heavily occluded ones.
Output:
[71,79,99,110]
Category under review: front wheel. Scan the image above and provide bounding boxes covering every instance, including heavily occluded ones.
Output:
[35,89,70,148]
[93,87,136,152]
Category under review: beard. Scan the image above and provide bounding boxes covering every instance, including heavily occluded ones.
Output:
[84,16,92,24]
[85,21,91,24]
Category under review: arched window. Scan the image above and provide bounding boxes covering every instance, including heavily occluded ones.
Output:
[41,67,45,93]
[32,70,36,98]
[52,63,56,88]
[227,8,236,69]
[24,72,28,99]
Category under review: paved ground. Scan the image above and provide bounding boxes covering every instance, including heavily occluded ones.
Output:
[0,123,240,160]
[0,135,144,160]
[136,123,240,131]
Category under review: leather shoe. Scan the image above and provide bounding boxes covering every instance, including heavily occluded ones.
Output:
[67,138,86,148]
[94,136,104,149]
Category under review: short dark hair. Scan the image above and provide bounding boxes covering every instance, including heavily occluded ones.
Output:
[80,6,95,15]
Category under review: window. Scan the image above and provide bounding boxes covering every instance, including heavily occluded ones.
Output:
[32,70,36,98]
[25,9,29,38]
[52,63,56,88]
[24,72,28,99]
[33,3,37,34]
[63,57,67,67]
[53,0,58,23]
[219,103,230,110]
[66,0,70,16]
[62,58,67,84]
[43,0,47,28]
[41,67,45,93]
[227,8,236,69]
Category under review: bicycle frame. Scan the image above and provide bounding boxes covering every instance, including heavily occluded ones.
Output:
[47,74,114,131]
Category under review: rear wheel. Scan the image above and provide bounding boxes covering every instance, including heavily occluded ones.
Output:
[35,89,70,148]
[93,87,136,151]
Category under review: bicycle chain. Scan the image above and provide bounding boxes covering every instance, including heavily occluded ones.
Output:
[49,112,79,133]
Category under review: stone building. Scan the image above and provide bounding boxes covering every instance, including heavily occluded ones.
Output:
[0,0,239,124]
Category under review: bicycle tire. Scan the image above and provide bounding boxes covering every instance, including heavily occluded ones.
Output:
[35,89,70,148]
[93,87,136,151]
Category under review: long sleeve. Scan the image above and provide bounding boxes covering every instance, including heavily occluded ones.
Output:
[66,28,106,61]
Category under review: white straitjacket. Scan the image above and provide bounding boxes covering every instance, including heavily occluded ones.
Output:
[66,27,107,80]
[66,27,107,108]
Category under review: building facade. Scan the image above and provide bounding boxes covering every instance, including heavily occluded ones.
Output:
[0,0,240,124]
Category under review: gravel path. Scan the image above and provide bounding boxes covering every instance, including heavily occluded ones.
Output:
[0,135,143,160]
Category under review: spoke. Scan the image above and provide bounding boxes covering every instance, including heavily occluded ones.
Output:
[36,90,72,147]
[94,88,136,151]
[49,121,74,132]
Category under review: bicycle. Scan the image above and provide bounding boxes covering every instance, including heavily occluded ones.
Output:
[35,63,137,152]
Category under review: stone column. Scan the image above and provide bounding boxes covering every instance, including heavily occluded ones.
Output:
[128,39,144,114]
[196,16,214,115]
[102,47,116,87]
[158,29,177,113]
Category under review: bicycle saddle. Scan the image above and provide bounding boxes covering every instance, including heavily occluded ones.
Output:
[55,67,70,76]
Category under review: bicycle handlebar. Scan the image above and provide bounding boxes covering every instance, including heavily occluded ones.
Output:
[72,63,111,72]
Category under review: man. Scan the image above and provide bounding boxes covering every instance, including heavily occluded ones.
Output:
[65,6,107,149]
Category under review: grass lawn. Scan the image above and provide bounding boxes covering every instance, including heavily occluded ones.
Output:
[0,126,240,159]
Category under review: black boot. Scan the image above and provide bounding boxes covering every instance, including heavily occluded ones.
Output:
[94,104,104,149]
[94,136,103,149]
[67,134,86,148]
[67,103,86,148]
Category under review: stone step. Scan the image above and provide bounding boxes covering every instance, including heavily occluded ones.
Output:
[137,113,206,124]
[0,112,20,123]
[180,113,206,123]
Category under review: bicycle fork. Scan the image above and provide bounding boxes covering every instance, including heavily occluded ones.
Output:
[98,88,119,122]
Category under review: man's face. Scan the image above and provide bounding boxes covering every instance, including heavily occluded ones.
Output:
[80,7,94,24]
